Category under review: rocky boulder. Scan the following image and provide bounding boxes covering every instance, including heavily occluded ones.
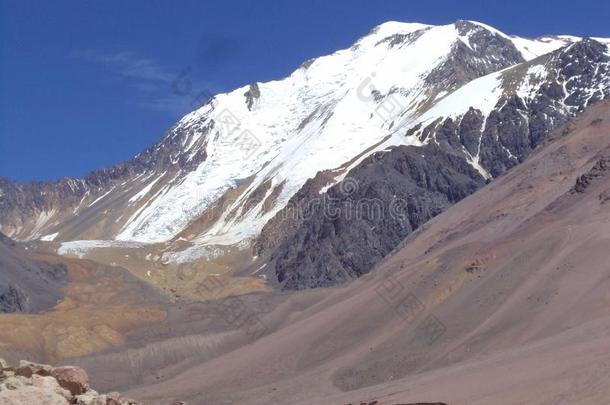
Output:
[51,366,90,395]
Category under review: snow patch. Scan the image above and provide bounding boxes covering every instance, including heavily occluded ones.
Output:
[58,240,144,258]
[40,232,59,242]
[128,173,164,203]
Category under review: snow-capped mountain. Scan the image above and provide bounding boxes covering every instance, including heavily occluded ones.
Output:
[1,20,609,268]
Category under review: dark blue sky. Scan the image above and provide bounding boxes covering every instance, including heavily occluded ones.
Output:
[1,0,609,181]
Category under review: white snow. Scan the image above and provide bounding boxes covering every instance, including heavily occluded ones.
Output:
[416,69,505,123]
[128,173,164,203]
[517,64,550,100]
[161,244,225,264]
[115,21,464,244]
[510,35,576,61]
[40,232,59,242]
[58,240,144,258]
[87,187,114,207]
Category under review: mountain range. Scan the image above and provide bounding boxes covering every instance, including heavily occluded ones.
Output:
[2,21,609,292]
[1,19,610,405]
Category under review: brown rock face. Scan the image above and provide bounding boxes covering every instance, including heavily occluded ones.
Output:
[51,366,90,395]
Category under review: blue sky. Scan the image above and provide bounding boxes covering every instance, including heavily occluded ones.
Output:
[1,0,609,181]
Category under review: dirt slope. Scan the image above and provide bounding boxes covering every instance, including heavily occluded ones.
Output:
[0,252,167,365]
[127,101,610,405]
[0,233,67,313]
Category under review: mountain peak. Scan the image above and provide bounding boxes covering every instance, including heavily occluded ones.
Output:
[368,20,431,35]
[454,19,506,34]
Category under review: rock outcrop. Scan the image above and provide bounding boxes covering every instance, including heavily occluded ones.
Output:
[572,156,610,193]
[271,144,486,289]
[0,359,140,405]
